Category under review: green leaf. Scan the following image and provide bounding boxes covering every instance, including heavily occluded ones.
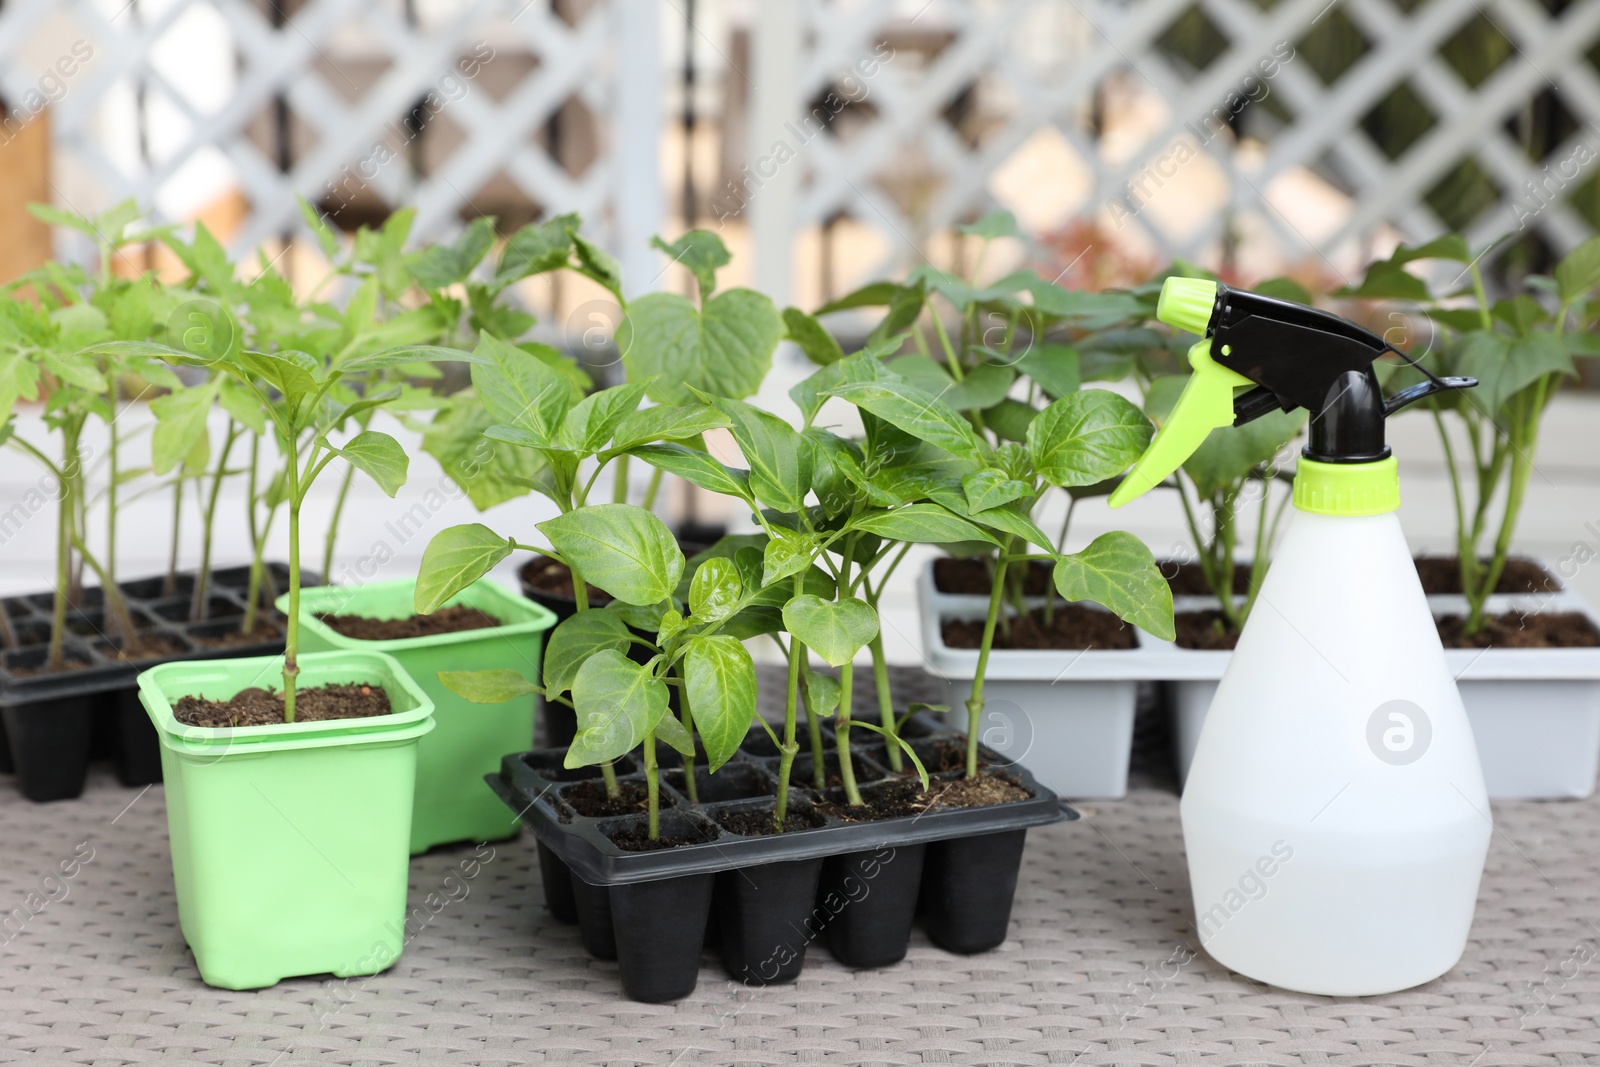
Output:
[689,557,741,623]
[543,609,633,695]
[572,232,625,300]
[415,524,512,614]
[851,720,930,789]
[657,607,688,645]
[783,306,845,366]
[959,500,1055,552]
[337,344,488,372]
[1143,374,1188,426]
[497,213,577,284]
[790,348,897,424]
[781,595,878,667]
[298,196,339,259]
[984,398,1037,442]
[1253,277,1313,305]
[217,377,267,434]
[438,669,539,704]
[803,670,841,718]
[1184,409,1305,498]
[470,333,576,444]
[763,527,820,585]
[560,380,650,453]
[607,403,729,453]
[823,377,987,465]
[958,210,1021,240]
[697,394,811,512]
[324,430,408,497]
[1027,390,1152,488]
[619,288,784,403]
[1451,330,1574,413]
[1556,235,1600,305]
[962,468,1030,512]
[539,504,685,606]
[629,443,752,500]
[651,230,731,301]
[0,351,42,423]
[239,349,320,403]
[684,634,758,772]
[1052,531,1174,641]
[655,709,696,756]
[1012,342,1080,398]
[422,391,548,510]
[566,650,669,768]
[850,503,999,546]
[813,281,901,315]
[1335,260,1431,301]
[406,216,496,290]
[886,356,1014,410]
[150,381,217,476]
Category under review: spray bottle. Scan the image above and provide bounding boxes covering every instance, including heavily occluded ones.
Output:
[1109,278,1492,995]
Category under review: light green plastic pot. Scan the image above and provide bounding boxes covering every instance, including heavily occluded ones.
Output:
[282,578,555,854]
[139,649,435,991]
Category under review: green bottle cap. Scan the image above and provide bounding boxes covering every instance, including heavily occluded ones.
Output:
[1156,277,1218,336]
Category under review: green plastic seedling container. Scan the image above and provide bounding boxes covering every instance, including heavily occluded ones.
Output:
[138,649,435,991]
[283,579,555,853]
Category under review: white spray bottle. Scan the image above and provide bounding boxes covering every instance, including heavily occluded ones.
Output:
[1109,278,1492,995]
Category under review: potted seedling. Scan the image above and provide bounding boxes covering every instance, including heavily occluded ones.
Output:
[104,269,476,986]
[1326,234,1600,797]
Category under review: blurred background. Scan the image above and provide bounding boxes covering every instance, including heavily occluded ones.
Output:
[4,0,1600,654]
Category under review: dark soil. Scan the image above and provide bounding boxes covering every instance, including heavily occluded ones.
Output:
[564,780,650,818]
[315,605,502,640]
[607,824,714,852]
[101,634,189,663]
[192,621,283,648]
[173,683,392,728]
[824,777,936,822]
[520,555,609,604]
[942,603,1137,650]
[1437,610,1600,649]
[1415,556,1560,595]
[928,772,1031,809]
[715,806,827,836]
[1173,609,1241,650]
[932,557,1053,596]
[9,653,95,676]
[1165,561,1253,596]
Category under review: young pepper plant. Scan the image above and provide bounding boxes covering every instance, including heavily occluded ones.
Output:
[1335,234,1600,635]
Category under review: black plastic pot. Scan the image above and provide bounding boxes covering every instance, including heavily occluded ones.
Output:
[0,563,312,801]
[921,829,1028,953]
[537,840,579,924]
[715,855,824,985]
[487,717,1072,1001]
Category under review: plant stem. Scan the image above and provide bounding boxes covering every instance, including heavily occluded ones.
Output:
[1467,398,1538,634]
[677,662,698,802]
[321,464,355,582]
[242,434,262,634]
[48,429,75,672]
[965,535,1013,779]
[106,396,119,598]
[801,662,827,789]
[283,439,302,723]
[773,605,806,833]
[612,452,631,505]
[600,760,620,799]
[643,728,660,840]
[194,422,239,622]
[165,478,183,598]
[835,662,863,806]
[642,466,665,513]
[868,631,901,772]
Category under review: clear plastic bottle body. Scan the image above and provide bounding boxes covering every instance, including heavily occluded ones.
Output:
[1180,508,1491,995]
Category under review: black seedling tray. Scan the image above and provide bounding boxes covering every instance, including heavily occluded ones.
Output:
[0,564,314,801]
[490,717,1074,1001]
[490,725,1069,886]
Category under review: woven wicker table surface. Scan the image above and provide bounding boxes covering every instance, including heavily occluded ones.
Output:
[2,669,1598,1066]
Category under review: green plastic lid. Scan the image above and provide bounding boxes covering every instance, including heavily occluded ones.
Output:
[1157,277,1218,336]
[1293,456,1400,515]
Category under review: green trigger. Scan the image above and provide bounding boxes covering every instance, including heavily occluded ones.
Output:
[1108,339,1255,508]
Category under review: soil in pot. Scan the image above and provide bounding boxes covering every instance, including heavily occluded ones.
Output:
[519,556,609,605]
[1174,609,1241,650]
[191,620,283,649]
[172,684,392,727]
[1165,561,1253,596]
[930,772,1031,808]
[562,780,650,818]
[714,805,826,835]
[1415,556,1560,595]
[99,634,189,663]
[313,605,502,641]
[942,603,1137,650]
[933,558,1053,596]
[1437,610,1600,649]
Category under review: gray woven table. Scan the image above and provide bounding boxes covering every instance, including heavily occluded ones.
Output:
[3,670,1599,1066]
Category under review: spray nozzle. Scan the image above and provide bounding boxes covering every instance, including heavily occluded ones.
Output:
[1109,278,1476,509]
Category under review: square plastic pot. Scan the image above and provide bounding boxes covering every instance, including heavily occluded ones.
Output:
[1164,587,1600,799]
[138,650,434,990]
[285,579,555,853]
[917,561,1144,799]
